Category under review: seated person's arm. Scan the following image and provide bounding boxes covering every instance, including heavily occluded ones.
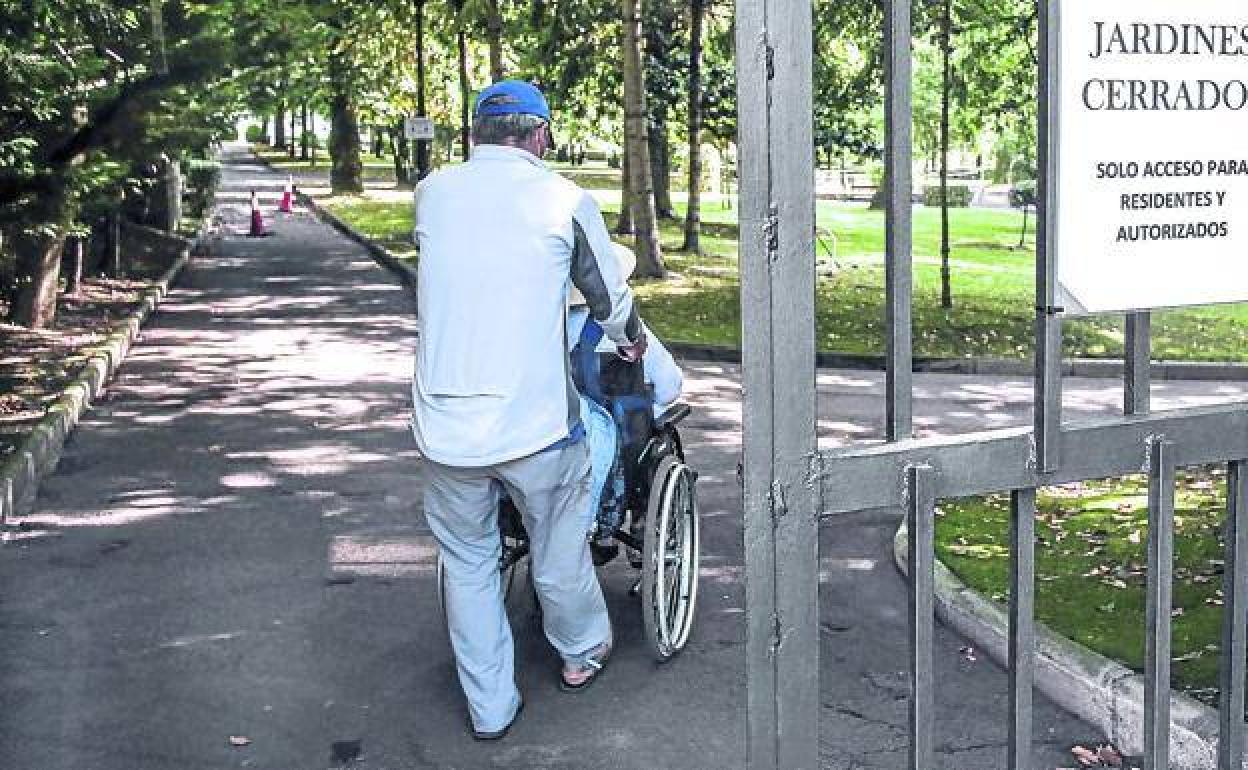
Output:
[641,325,683,415]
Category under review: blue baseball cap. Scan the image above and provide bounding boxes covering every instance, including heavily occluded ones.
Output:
[473,80,551,122]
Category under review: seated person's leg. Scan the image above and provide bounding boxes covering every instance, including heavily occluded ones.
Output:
[580,395,618,535]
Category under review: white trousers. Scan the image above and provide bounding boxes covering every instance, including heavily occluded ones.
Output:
[423,442,612,732]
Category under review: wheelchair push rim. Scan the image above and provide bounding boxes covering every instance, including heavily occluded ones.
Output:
[641,455,700,662]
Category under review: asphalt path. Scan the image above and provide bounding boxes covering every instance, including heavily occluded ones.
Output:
[3,145,1246,769]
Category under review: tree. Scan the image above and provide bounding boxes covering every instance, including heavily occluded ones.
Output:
[414,0,432,179]
[617,146,635,235]
[1,0,237,328]
[621,0,665,277]
[451,0,474,160]
[643,0,681,220]
[680,0,705,252]
[482,0,505,80]
[322,3,366,194]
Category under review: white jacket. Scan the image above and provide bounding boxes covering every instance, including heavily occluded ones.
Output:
[411,144,641,467]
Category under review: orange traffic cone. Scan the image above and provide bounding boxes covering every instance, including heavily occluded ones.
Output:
[248,190,267,237]
[279,176,293,213]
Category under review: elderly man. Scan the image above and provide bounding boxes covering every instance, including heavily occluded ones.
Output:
[411,80,645,740]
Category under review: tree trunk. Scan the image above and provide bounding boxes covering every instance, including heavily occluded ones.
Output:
[616,145,635,235]
[484,0,505,81]
[63,236,83,296]
[163,155,182,234]
[11,190,71,328]
[621,0,665,277]
[108,206,122,277]
[391,122,410,186]
[680,0,704,253]
[300,103,310,160]
[413,0,432,180]
[939,0,953,309]
[289,111,297,157]
[275,101,287,148]
[328,41,364,194]
[456,20,472,161]
[649,118,674,219]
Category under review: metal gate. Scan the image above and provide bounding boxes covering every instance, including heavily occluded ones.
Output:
[735,1,1248,768]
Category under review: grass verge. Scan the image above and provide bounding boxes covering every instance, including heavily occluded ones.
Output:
[937,470,1231,704]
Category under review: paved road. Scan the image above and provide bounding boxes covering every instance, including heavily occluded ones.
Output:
[4,145,1246,769]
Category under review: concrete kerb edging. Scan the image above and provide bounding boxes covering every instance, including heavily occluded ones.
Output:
[0,242,194,526]
[253,152,1248,381]
[892,521,1235,770]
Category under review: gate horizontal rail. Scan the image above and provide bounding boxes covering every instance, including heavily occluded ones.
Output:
[819,401,1248,516]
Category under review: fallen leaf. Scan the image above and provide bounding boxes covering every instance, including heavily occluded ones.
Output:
[229,736,251,747]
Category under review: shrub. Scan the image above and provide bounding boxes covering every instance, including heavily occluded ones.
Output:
[183,159,222,217]
[184,159,221,192]
[1009,180,1037,209]
[300,131,320,151]
[607,152,621,169]
[923,184,973,208]
[245,124,267,143]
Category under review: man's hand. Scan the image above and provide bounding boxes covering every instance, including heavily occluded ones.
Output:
[617,331,648,363]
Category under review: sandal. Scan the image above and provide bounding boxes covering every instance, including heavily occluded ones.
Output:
[559,641,612,692]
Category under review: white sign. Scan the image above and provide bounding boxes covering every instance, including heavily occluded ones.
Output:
[404,116,434,141]
[1056,0,1248,315]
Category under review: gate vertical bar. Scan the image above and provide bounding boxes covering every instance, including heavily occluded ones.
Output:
[767,0,819,765]
[1008,487,1036,769]
[1125,313,1151,415]
[1144,438,1176,770]
[1217,460,1248,770]
[884,0,913,442]
[735,0,779,763]
[735,0,819,764]
[1035,0,1062,472]
[907,464,936,770]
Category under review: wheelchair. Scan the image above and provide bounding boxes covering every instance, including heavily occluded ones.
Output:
[436,321,700,662]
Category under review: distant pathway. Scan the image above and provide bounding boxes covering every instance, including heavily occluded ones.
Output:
[7,143,1245,768]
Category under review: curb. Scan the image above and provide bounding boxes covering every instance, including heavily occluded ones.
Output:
[892,521,1234,769]
[0,247,191,525]
[254,152,1248,381]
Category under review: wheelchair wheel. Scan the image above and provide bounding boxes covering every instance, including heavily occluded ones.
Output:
[641,455,700,662]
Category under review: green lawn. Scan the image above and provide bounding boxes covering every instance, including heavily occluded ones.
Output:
[322,189,1248,361]
[937,470,1232,703]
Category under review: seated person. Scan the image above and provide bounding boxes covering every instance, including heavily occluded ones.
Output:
[567,243,683,418]
[568,243,684,538]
